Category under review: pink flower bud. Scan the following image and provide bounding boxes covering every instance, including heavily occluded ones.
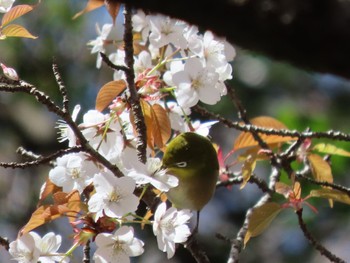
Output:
[1,63,19,81]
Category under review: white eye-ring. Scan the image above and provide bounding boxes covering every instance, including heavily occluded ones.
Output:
[176,162,187,168]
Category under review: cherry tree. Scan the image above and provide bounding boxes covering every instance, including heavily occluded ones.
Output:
[1,1,350,263]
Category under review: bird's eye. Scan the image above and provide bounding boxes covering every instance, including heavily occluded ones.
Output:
[176,162,187,168]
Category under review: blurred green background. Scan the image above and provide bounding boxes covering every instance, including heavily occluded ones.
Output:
[1,1,350,262]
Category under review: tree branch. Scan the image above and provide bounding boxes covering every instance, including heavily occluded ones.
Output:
[296,209,346,263]
[193,105,350,142]
[123,4,147,163]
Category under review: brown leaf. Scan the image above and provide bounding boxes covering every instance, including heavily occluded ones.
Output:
[234,116,296,151]
[131,100,171,152]
[308,153,334,207]
[139,99,154,150]
[38,179,61,205]
[240,154,257,189]
[151,104,171,151]
[104,0,121,24]
[19,205,64,235]
[308,154,333,184]
[1,24,37,39]
[72,0,104,19]
[95,80,126,112]
[310,188,350,205]
[244,202,282,247]
[275,182,292,198]
[1,4,35,27]
[292,181,302,199]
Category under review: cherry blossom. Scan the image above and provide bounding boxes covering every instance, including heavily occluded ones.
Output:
[94,226,144,263]
[0,0,14,13]
[88,171,139,220]
[9,232,68,263]
[49,153,99,194]
[153,202,192,258]
[125,157,179,192]
[148,15,187,49]
[172,58,221,108]
[56,104,81,146]
[87,23,113,68]
[132,10,150,43]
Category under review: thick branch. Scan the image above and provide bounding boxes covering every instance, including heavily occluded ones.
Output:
[123,4,147,163]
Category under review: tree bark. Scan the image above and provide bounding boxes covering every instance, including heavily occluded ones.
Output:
[115,0,350,79]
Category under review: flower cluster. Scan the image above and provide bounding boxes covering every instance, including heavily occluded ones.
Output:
[88,10,235,132]
[8,10,234,263]
[9,232,68,263]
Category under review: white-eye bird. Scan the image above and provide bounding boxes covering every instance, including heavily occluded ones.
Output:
[162,132,219,211]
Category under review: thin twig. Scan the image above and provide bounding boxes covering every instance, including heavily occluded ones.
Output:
[296,209,345,263]
[225,168,280,263]
[16,147,42,160]
[185,234,211,263]
[0,82,64,118]
[52,60,69,112]
[0,81,124,177]
[226,83,276,158]
[100,52,129,72]
[296,172,350,196]
[216,174,272,194]
[0,146,83,169]
[193,105,350,142]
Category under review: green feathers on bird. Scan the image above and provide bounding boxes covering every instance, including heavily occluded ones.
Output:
[162,132,219,211]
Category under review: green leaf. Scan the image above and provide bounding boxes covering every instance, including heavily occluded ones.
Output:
[244,202,282,247]
[313,143,350,157]
[310,188,350,205]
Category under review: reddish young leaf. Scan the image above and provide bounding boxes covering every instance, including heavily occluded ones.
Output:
[139,99,154,150]
[38,178,61,205]
[19,205,65,235]
[72,0,104,19]
[151,103,171,151]
[105,0,121,24]
[1,24,37,39]
[233,116,296,151]
[19,191,82,235]
[1,4,35,27]
[95,80,126,112]
[244,202,282,247]
[275,182,293,198]
[131,100,171,152]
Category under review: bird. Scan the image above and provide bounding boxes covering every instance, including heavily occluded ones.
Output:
[162,132,219,212]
